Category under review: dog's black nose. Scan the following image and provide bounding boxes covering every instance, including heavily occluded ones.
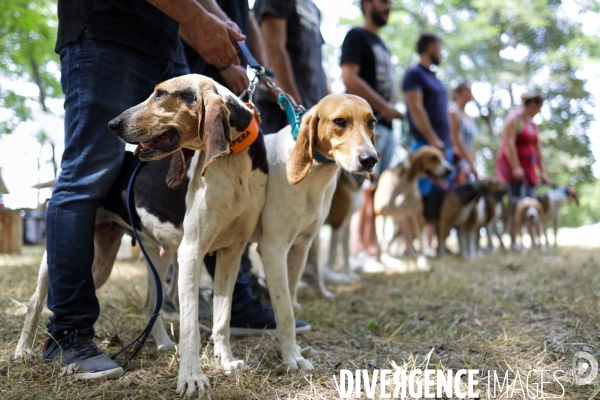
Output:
[108,117,122,132]
[358,154,378,169]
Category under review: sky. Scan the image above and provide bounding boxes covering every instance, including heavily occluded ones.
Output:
[0,0,598,209]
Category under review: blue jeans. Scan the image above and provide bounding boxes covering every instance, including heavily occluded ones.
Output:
[46,33,252,337]
[410,141,453,197]
[374,124,395,175]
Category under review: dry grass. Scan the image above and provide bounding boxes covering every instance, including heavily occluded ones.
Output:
[1,242,599,399]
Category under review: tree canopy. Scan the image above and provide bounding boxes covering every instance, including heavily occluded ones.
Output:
[0,0,59,135]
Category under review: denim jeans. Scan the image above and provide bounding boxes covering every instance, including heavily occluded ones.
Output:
[46,33,253,336]
[374,124,395,176]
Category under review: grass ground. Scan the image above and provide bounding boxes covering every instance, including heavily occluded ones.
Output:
[1,241,599,399]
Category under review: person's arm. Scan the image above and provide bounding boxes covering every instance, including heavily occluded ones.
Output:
[248,12,270,68]
[341,62,402,123]
[260,14,303,105]
[535,138,550,184]
[449,109,477,176]
[502,115,524,180]
[405,90,444,148]
[149,0,245,66]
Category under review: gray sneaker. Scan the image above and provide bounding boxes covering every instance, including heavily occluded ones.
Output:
[43,330,124,380]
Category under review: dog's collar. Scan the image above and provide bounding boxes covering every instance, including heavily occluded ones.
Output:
[229,102,260,154]
[279,94,335,164]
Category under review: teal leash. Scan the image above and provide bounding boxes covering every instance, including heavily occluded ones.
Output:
[277,93,335,164]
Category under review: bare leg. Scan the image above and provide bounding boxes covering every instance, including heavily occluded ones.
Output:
[360,187,379,257]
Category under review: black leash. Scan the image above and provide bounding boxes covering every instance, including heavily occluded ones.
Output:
[111,159,164,367]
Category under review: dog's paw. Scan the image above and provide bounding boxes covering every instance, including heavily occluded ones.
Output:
[222,359,247,373]
[13,347,35,361]
[157,342,176,352]
[283,346,314,372]
[176,364,210,397]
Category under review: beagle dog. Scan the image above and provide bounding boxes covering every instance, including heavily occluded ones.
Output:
[537,186,579,248]
[461,178,508,258]
[110,74,268,396]
[373,146,454,264]
[514,196,546,251]
[14,152,190,360]
[258,94,378,371]
[424,180,498,258]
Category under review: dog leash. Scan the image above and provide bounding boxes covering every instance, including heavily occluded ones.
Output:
[237,41,334,164]
[111,159,163,368]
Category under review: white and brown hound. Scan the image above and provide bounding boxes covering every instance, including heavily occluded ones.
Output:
[374,146,454,265]
[111,74,268,396]
[537,186,579,248]
[258,94,378,371]
[514,196,546,251]
[14,153,193,362]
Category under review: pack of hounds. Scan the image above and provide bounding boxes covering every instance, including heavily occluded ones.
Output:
[13,74,579,396]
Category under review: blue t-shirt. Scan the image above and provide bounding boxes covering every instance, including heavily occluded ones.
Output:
[402,64,450,145]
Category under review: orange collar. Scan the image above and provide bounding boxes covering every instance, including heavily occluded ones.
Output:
[229,103,260,154]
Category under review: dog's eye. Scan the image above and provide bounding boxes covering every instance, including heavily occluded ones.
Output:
[155,89,167,99]
[430,155,438,161]
[368,120,376,129]
[333,118,347,128]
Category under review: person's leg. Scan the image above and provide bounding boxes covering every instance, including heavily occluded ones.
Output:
[354,125,395,258]
[46,35,167,339]
[509,180,522,248]
[44,34,170,378]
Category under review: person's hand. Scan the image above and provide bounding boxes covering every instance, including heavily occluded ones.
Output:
[184,12,245,66]
[381,103,403,123]
[429,137,445,150]
[218,65,249,96]
[224,20,243,36]
[541,171,550,185]
[513,165,524,180]
[468,164,479,180]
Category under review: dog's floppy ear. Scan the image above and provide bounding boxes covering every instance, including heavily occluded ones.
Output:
[166,148,195,189]
[198,90,231,175]
[286,109,318,185]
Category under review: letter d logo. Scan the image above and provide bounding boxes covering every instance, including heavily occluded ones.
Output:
[573,351,598,385]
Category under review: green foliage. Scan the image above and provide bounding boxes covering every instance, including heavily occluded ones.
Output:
[0,0,60,133]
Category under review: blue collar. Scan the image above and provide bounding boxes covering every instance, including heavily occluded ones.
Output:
[277,94,335,164]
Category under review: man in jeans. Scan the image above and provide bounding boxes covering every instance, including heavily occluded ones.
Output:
[44,0,282,380]
[402,32,452,254]
[340,0,403,270]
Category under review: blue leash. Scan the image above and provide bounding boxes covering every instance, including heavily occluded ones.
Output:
[111,160,163,367]
[277,93,334,164]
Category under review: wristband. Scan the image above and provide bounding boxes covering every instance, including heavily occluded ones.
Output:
[217,64,232,71]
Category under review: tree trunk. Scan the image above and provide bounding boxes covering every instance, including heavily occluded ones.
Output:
[29,56,48,112]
